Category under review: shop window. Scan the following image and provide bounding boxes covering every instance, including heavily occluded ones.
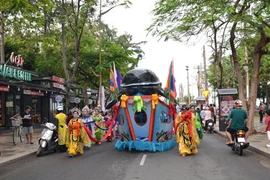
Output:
[134,110,147,126]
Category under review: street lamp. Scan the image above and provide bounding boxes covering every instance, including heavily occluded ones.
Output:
[186,66,190,104]
[243,62,249,99]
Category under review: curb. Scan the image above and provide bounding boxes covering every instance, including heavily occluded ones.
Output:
[214,129,270,158]
[0,151,37,167]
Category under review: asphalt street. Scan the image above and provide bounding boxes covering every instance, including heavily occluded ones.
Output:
[0,133,270,180]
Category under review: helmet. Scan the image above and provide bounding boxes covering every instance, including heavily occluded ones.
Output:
[56,106,63,111]
[25,106,31,110]
[235,99,243,107]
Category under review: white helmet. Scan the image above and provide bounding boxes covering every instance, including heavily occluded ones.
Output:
[56,106,63,111]
[235,99,243,107]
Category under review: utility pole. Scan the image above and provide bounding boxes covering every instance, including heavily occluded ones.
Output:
[194,65,203,97]
[203,45,209,104]
[179,83,184,103]
[98,0,103,108]
[203,45,208,90]
[186,66,190,104]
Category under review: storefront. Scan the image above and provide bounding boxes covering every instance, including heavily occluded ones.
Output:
[0,64,65,127]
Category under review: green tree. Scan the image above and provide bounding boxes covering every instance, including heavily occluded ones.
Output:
[148,0,270,133]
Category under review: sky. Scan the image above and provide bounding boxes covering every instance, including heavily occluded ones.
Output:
[103,0,211,100]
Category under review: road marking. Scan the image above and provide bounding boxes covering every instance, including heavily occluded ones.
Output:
[139,154,147,166]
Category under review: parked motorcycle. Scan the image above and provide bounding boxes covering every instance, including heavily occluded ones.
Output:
[229,130,249,156]
[36,122,58,157]
[204,119,214,133]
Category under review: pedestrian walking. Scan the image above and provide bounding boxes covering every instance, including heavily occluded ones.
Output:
[21,106,34,144]
[264,109,270,148]
[259,103,265,123]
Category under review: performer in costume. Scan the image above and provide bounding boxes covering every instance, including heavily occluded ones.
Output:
[66,108,91,157]
[105,111,114,142]
[190,105,204,140]
[81,105,93,149]
[55,106,68,152]
[92,107,105,144]
[175,106,199,157]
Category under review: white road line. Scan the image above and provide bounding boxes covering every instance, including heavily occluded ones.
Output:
[139,154,147,166]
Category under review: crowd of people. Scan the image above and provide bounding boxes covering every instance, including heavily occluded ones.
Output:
[4,99,269,158]
[53,105,118,157]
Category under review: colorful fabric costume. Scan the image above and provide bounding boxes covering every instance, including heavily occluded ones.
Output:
[66,118,91,156]
[175,111,199,156]
[92,114,105,141]
[55,113,67,146]
[105,118,114,141]
[195,112,204,139]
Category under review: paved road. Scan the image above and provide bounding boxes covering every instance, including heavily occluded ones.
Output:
[1,134,270,180]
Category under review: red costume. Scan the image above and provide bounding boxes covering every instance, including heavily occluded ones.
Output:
[105,118,114,142]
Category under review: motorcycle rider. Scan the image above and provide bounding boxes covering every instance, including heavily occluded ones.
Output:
[226,100,249,145]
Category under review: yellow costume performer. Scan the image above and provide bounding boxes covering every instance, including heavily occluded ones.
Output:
[175,110,200,157]
[55,106,67,152]
[66,108,91,157]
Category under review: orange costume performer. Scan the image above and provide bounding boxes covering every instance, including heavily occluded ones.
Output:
[175,110,199,157]
[66,108,91,157]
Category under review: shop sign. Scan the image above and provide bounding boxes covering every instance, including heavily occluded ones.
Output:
[23,90,44,96]
[6,101,13,107]
[52,75,65,83]
[52,82,65,90]
[70,97,75,103]
[0,86,9,92]
[0,65,32,81]
[74,97,80,104]
[55,95,63,102]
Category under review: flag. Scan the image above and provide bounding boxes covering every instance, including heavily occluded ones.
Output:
[109,62,118,93]
[98,86,105,111]
[165,60,177,99]
[116,71,122,90]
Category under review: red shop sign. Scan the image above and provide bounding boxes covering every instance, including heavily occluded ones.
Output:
[0,86,9,92]
[52,76,65,84]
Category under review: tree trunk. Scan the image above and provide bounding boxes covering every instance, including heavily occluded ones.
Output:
[83,81,89,106]
[247,34,270,134]
[0,11,5,63]
[229,22,247,111]
[61,20,70,113]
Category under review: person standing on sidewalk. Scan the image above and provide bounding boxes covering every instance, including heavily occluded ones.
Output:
[21,106,34,144]
[264,109,270,148]
[259,103,265,123]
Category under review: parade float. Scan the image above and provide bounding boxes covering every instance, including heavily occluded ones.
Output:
[110,68,177,152]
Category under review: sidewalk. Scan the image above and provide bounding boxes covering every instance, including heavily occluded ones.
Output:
[215,116,270,158]
[0,127,42,166]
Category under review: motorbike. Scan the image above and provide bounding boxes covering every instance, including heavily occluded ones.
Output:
[204,119,214,133]
[229,130,249,156]
[36,122,58,157]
